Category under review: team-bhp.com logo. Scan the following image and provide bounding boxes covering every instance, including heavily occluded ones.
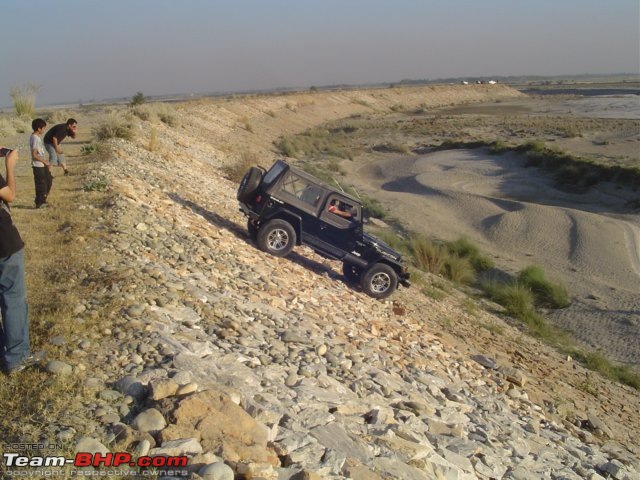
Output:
[3,451,188,477]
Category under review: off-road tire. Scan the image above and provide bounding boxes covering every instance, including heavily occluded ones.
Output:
[237,166,263,202]
[257,219,296,257]
[342,263,363,283]
[361,263,398,299]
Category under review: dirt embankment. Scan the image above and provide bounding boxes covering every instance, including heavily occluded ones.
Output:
[5,83,639,477]
[177,83,524,167]
[119,84,640,459]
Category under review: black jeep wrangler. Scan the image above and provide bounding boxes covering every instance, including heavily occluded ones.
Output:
[237,160,410,299]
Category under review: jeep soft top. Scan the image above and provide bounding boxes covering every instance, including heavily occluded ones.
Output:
[237,160,410,298]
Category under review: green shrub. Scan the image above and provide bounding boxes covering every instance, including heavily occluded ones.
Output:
[471,255,495,272]
[444,255,475,284]
[130,91,145,106]
[300,162,334,185]
[573,350,640,390]
[82,177,109,192]
[518,265,570,308]
[447,236,479,258]
[361,197,387,219]
[519,139,546,153]
[483,279,540,325]
[409,236,447,274]
[326,145,352,159]
[489,140,510,154]
[446,236,494,272]
[275,137,296,157]
[80,144,98,155]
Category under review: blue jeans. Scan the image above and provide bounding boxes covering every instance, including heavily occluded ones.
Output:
[0,248,30,370]
[45,143,65,166]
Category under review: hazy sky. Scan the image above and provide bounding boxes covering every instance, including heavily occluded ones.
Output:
[2,0,639,107]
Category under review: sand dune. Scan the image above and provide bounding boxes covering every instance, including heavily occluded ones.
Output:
[349,149,640,365]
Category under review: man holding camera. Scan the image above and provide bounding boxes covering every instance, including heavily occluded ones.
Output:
[0,146,43,374]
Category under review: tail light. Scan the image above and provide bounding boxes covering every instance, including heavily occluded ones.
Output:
[255,195,262,203]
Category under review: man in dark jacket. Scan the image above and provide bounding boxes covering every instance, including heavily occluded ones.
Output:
[0,146,43,374]
[44,118,77,176]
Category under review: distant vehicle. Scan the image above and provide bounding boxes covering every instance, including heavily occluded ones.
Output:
[488,80,497,85]
[237,160,411,298]
[461,81,469,85]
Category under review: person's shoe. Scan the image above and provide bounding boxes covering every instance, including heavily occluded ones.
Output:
[64,170,70,176]
[36,203,49,209]
[5,351,46,375]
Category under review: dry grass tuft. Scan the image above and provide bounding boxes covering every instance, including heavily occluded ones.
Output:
[43,109,77,125]
[409,236,447,274]
[10,83,40,116]
[147,127,158,152]
[222,150,260,182]
[92,112,135,141]
[131,103,180,127]
[0,116,32,137]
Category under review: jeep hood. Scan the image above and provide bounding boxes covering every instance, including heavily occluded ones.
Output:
[363,232,403,262]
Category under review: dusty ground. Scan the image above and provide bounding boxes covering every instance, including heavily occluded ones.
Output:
[3,87,638,372]
[336,93,640,368]
[2,84,639,462]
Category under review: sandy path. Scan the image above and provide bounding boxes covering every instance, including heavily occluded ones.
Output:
[346,149,640,366]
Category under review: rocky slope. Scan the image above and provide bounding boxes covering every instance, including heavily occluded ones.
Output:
[43,85,640,479]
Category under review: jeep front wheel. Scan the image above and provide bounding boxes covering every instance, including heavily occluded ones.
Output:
[257,219,296,257]
[361,263,398,299]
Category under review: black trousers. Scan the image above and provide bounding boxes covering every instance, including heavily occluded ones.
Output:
[32,167,53,207]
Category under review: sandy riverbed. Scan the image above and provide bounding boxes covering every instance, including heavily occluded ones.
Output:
[347,147,640,366]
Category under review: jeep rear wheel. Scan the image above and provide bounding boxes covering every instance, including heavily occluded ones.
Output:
[237,166,263,202]
[361,263,398,299]
[257,219,296,257]
[342,263,363,283]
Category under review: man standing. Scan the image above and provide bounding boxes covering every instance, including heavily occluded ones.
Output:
[30,118,52,208]
[0,146,43,374]
[44,118,77,176]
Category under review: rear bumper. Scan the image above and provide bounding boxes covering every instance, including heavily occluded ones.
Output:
[240,204,261,221]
